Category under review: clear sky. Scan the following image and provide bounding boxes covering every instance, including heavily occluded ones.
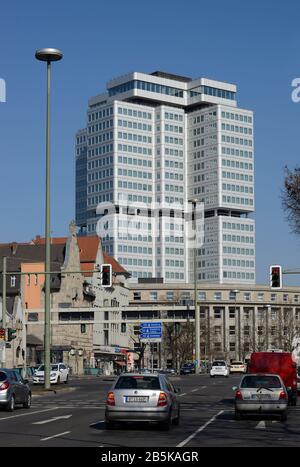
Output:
[1,0,300,285]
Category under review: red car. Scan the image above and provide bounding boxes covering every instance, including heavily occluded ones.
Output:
[247,352,297,406]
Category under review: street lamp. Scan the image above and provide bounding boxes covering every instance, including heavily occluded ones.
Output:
[35,48,63,390]
[188,198,200,374]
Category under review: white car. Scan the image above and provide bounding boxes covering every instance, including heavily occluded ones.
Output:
[210,360,229,377]
[229,361,246,374]
[33,363,69,384]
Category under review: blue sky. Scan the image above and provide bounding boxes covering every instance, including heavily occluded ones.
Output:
[0,0,300,285]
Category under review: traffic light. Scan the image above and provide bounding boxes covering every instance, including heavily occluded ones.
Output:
[101,264,112,287]
[270,265,282,289]
[0,328,5,341]
[7,328,17,342]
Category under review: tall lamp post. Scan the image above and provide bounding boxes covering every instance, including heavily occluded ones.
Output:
[189,198,200,374]
[35,48,63,389]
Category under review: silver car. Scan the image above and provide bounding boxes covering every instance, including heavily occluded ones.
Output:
[0,369,31,412]
[105,373,180,430]
[233,373,288,421]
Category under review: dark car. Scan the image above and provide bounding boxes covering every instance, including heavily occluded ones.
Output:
[180,363,195,375]
[0,369,31,411]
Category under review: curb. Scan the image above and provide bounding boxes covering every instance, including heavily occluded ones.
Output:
[31,387,77,398]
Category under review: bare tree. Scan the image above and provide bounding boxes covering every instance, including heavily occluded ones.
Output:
[129,327,149,369]
[282,166,300,235]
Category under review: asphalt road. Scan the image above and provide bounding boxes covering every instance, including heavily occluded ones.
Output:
[0,374,300,447]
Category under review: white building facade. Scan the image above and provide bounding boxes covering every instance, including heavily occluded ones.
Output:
[76,71,255,285]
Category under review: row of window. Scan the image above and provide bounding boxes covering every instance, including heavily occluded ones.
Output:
[88,132,113,145]
[118,156,152,167]
[223,234,254,243]
[88,107,113,122]
[165,172,184,181]
[222,135,253,146]
[87,193,113,206]
[118,180,152,191]
[118,132,152,144]
[117,245,152,254]
[118,144,152,155]
[88,181,113,193]
[222,159,253,170]
[118,193,152,204]
[222,196,254,206]
[222,184,254,194]
[165,260,184,267]
[117,106,152,119]
[223,271,255,279]
[222,171,253,182]
[164,148,184,157]
[165,272,185,279]
[203,85,235,100]
[76,134,87,144]
[118,120,152,132]
[88,120,113,133]
[88,144,113,158]
[165,124,183,133]
[164,136,184,145]
[221,147,253,158]
[223,247,255,256]
[118,168,152,179]
[222,222,254,232]
[221,123,252,135]
[221,111,252,123]
[164,112,184,122]
[118,257,152,266]
[164,184,184,193]
[88,157,113,170]
[192,111,217,125]
[223,259,255,267]
[88,169,113,181]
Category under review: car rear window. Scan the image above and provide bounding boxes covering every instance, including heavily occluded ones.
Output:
[0,372,7,382]
[115,376,161,390]
[241,375,281,388]
[232,361,243,365]
[212,361,226,366]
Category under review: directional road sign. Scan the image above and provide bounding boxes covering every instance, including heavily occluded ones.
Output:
[140,322,162,342]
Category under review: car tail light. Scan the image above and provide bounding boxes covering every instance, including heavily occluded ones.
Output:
[157,392,168,407]
[279,391,287,400]
[0,381,9,391]
[235,390,243,400]
[106,391,115,406]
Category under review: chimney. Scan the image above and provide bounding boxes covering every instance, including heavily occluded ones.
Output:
[10,242,17,255]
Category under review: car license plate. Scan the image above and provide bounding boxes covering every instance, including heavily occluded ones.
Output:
[252,394,270,400]
[125,396,149,403]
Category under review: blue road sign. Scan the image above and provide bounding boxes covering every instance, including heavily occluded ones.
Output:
[140,322,162,342]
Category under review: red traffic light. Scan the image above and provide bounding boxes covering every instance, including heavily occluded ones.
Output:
[0,328,5,340]
[270,265,282,289]
[101,264,112,287]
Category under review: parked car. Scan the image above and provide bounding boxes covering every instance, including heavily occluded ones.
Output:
[230,361,247,374]
[33,363,69,384]
[210,360,229,377]
[180,363,195,375]
[105,373,180,430]
[247,352,297,405]
[0,368,31,411]
[233,373,288,421]
[297,367,300,393]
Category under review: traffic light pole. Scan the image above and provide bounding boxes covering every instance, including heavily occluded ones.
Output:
[1,257,7,367]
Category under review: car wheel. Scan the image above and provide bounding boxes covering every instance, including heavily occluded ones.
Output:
[234,410,242,421]
[7,395,15,412]
[105,420,115,430]
[172,407,180,426]
[64,376,69,385]
[291,398,297,406]
[23,393,31,409]
[159,412,171,431]
[280,411,287,422]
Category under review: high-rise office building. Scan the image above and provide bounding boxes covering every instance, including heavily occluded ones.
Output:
[75,71,255,284]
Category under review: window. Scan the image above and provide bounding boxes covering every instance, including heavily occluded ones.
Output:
[229,342,236,351]
[10,276,16,287]
[229,308,236,318]
[166,291,174,301]
[214,342,221,351]
[229,291,236,300]
[149,292,157,301]
[229,326,236,335]
[257,293,264,301]
[214,326,221,335]
[214,308,222,319]
[133,292,141,301]
[295,295,299,304]
[244,292,251,301]
[283,294,289,302]
[271,309,277,320]
[271,293,277,302]
[80,324,86,334]
[244,326,250,336]
[214,292,222,300]
[198,292,206,300]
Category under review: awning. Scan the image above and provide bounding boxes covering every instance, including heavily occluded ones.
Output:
[115,361,126,366]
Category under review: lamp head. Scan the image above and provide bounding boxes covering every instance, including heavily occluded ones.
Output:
[35,48,63,62]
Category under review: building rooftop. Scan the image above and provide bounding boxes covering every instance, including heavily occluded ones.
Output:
[150,71,192,83]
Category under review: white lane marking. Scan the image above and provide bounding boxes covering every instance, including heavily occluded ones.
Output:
[33,415,72,425]
[0,407,59,421]
[176,410,224,447]
[255,420,266,429]
[41,431,71,442]
[201,386,207,389]
[90,420,105,427]
[191,389,198,392]
[179,393,187,397]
